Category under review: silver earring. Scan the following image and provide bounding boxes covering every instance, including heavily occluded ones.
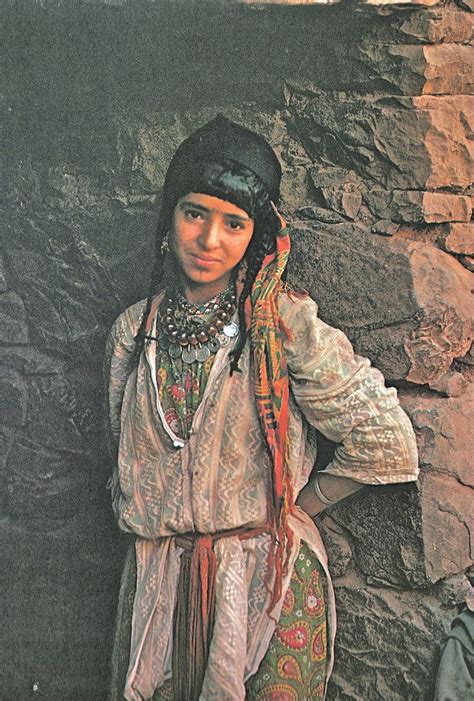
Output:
[160,234,169,255]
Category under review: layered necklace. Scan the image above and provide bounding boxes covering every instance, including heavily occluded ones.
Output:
[155,283,239,364]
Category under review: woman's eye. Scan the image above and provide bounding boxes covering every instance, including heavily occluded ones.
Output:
[185,209,203,220]
[228,220,244,231]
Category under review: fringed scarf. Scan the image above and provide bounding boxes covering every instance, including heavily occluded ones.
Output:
[245,228,295,612]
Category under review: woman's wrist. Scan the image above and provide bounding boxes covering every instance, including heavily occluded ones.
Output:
[312,473,338,506]
[296,473,365,519]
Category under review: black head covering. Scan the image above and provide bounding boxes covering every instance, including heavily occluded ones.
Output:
[162,115,282,207]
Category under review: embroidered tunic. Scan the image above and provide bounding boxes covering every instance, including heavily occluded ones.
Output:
[106,292,419,701]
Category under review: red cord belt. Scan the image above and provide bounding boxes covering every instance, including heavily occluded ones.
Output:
[172,525,269,701]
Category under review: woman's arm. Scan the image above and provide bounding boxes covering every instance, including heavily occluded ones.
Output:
[104,301,145,516]
[282,294,419,517]
[296,473,364,518]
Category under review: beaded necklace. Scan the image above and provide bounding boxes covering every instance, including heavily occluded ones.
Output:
[156,283,239,364]
[154,283,239,439]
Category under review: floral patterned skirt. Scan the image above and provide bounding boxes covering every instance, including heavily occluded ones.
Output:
[109,540,327,701]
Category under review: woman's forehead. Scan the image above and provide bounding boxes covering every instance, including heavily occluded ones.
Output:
[176,192,252,219]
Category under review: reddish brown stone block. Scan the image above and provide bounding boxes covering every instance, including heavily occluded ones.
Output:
[293,93,473,191]
[423,44,474,95]
[372,191,473,224]
[400,8,474,44]
[401,390,474,582]
[413,95,474,189]
[428,370,470,397]
[383,44,474,96]
[422,192,472,223]
[441,223,474,256]
[396,241,473,386]
[365,0,440,5]
[385,190,472,224]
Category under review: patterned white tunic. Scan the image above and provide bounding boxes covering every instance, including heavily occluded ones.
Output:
[106,292,419,700]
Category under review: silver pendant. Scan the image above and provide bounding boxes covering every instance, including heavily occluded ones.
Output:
[168,344,181,359]
[207,337,221,353]
[158,335,171,350]
[182,346,197,364]
[195,345,211,362]
[223,322,239,338]
[217,333,229,347]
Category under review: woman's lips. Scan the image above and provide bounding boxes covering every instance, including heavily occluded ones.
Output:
[190,253,221,266]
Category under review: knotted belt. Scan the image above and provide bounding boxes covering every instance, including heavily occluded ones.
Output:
[172,525,269,701]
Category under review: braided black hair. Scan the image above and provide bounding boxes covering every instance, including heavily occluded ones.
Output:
[133,158,281,372]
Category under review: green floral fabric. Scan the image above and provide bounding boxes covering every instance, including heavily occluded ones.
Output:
[155,346,215,440]
[109,541,327,701]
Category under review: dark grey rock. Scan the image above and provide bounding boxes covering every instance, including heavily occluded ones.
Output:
[0,368,28,428]
[4,236,121,358]
[0,255,8,292]
[294,206,345,224]
[7,434,93,521]
[0,347,67,375]
[288,222,419,381]
[317,514,353,578]
[327,582,452,701]
[24,370,103,453]
[329,483,428,589]
[0,291,29,344]
[288,93,432,190]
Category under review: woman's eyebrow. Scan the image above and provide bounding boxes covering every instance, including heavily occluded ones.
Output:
[226,212,250,222]
[179,200,250,222]
[179,200,208,212]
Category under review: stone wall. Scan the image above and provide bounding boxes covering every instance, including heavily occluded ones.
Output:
[1,1,472,699]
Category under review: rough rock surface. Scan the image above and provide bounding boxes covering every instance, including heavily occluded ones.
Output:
[324,483,427,588]
[396,241,473,386]
[290,92,473,191]
[413,95,474,190]
[288,226,473,386]
[322,43,473,96]
[327,581,455,701]
[441,223,474,256]
[366,190,473,224]
[1,2,472,700]
[401,390,474,582]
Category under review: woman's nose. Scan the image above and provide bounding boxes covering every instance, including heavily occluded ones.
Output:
[199,215,221,248]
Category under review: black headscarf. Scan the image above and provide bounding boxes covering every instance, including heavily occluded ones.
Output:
[161,115,282,212]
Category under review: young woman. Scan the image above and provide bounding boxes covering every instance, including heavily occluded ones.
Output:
[106,116,419,701]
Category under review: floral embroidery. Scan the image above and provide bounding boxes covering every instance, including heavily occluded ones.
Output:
[246,543,327,700]
[277,655,303,684]
[311,624,326,662]
[282,588,295,616]
[254,683,297,701]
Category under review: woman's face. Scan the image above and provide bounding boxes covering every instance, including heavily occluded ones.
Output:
[171,192,255,301]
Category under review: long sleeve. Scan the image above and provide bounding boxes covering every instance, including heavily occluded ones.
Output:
[281,294,419,485]
[104,300,146,516]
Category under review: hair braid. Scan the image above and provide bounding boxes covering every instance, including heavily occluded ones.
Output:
[131,225,170,367]
[229,234,271,375]
[131,159,281,373]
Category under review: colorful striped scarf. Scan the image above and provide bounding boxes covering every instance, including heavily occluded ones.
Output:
[247,228,295,612]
